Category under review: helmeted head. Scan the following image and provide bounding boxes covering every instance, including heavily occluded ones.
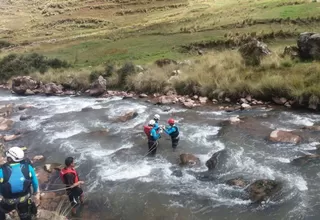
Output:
[65,157,75,168]
[154,114,160,122]
[6,146,24,162]
[148,119,156,127]
[168,118,175,125]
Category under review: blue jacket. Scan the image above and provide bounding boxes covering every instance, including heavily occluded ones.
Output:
[164,125,179,138]
[150,127,161,141]
[0,163,39,196]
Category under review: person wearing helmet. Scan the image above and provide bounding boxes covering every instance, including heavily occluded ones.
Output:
[149,119,161,156]
[153,114,160,128]
[0,147,40,220]
[164,118,180,151]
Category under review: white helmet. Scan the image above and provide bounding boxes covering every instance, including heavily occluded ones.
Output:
[148,119,156,126]
[154,114,160,121]
[6,147,24,162]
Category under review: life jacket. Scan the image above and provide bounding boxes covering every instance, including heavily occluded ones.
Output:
[0,162,32,199]
[143,125,152,139]
[170,125,179,139]
[59,167,79,185]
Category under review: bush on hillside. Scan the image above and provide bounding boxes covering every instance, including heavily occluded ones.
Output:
[117,62,136,87]
[0,53,70,82]
[89,63,115,83]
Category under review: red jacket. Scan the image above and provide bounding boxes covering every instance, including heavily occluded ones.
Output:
[144,125,152,139]
[60,167,79,184]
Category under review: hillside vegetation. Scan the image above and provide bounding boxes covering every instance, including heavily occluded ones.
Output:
[1,0,320,107]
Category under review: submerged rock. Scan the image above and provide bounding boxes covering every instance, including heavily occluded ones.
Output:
[20,114,32,121]
[18,104,33,111]
[179,153,200,166]
[225,178,249,188]
[246,179,282,203]
[291,154,320,166]
[205,149,228,171]
[269,130,301,144]
[171,170,183,177]
[116,111,138,122]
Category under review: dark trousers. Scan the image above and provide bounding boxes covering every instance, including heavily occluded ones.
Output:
[171,137,179,149]
[0,200,32,220]
[67,186,84,206]
[148,140,158,156]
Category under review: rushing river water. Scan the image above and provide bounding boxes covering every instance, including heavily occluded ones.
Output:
[2,90,320,220]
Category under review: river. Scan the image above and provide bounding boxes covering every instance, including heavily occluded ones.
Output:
[1,90,320,220]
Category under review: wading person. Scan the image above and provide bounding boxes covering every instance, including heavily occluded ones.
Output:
[164,118,180,151]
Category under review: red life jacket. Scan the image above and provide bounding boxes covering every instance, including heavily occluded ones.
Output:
[59,167,79,184]
[144,125,152,138]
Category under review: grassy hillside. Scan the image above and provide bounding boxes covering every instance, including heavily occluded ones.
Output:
[0,0,319,66]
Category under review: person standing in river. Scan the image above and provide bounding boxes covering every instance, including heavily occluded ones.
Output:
[60,157,84,216]
[163,118,180,151]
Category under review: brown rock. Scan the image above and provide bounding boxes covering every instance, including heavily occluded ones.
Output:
[11,76,39,95]
[18,104,33,111]
[116,111,138,122]
[199,96,208,104]
[269,130,301,144]
[272,97,287,105]
[179,153,200,166]
[0,104,14,118]
[87,129,109,136]
[226,178,248,188]
[302,125,320,131]
[139,93,148,98]
[32,155,45,163]
[89,76,107,97]
[44,163,64,173]
[0,117,14,131]
[3,134,21,142]
[291,154,320,166]
[43,83,63,95]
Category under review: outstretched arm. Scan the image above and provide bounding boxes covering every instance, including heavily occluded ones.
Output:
[29,165,39,193]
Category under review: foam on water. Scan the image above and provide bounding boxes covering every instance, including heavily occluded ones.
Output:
[185,124,220,147]
[281,112,315,127]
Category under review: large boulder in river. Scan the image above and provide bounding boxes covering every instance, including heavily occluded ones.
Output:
[43,83,63,95]
[11,76,39,95]
[116,111,138,122]
[89,76,106,97]
[0,104,13,118]
[179,153,200,166]
[269,130,301,144]
[239,39,271,65]
[246,179,281,203]
[291,154,320,166]
[0,117,14,131]
[205,149,228,171]
[297,32,320,60]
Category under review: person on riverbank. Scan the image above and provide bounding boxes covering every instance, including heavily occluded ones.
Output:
[0,147,40,220]
[163,118,180,151]
[60,157,84,216]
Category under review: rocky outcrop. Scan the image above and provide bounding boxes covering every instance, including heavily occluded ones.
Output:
[43,83,63,95]
[269,130,301,144]
[205,149,228,171]
[297,32,320,60]
[291,154,320,166]
[116,111,138,122]
[239,39,271,65]
[246,179,281,203]
[89,76,106,97]
[179,153,200,166]
[0,117,14,131]
[0,104,14,118]
[11,76,40,95]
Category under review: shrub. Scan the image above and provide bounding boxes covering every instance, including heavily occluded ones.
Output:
[0,53,71,82]
[117,62,136,87]
[0,40,13,49]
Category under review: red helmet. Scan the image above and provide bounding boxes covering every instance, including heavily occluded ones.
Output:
[168,118,175,125]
